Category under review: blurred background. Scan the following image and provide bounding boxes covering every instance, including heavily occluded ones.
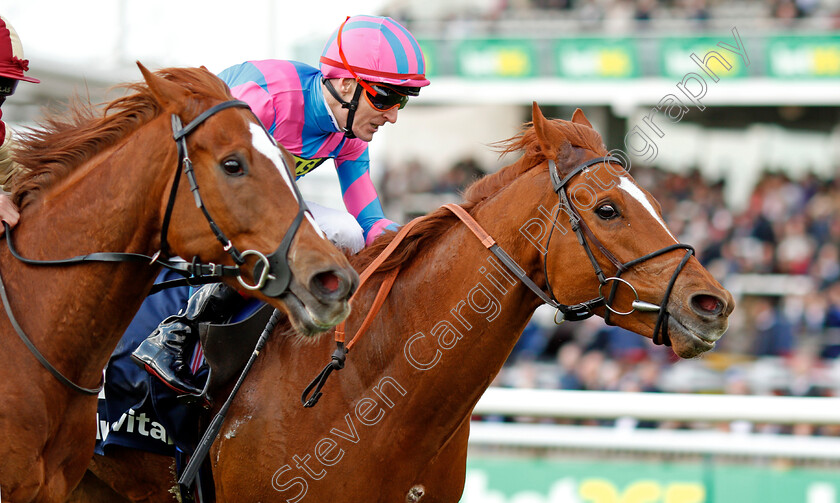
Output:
[5,0,840,501]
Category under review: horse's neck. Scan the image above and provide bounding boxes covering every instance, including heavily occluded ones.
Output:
[4,118,175,388]
[354,170,549,446]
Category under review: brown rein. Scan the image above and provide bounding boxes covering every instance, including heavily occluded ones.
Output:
[335,203,495,351]
[303,203,500,407]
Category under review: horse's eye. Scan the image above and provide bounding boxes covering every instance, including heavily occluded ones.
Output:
[221,158,246,177]
[595,203,618,220]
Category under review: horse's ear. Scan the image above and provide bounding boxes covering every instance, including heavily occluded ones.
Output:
[532,101,547,129]
[571,108,593,128]
[137,61,190,110]
[531,102,554,155]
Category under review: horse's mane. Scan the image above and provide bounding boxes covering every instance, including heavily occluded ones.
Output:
[11,67,232,208]
[351,118,607,273]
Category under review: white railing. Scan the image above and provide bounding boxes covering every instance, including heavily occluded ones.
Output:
[473,388,840,424]
[469,388,840,459]
[468,423,840,460]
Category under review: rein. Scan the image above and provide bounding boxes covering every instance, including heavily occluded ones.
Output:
[301,157,696,406]
[0,263,103,394]
[0,99,308,395]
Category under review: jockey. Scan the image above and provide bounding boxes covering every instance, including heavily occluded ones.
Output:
[0,15,38,232]
[130,15,429,395]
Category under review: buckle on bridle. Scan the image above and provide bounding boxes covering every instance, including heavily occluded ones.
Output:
[236,249,277,291]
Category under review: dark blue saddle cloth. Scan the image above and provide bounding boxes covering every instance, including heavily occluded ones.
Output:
[95,271,263,457]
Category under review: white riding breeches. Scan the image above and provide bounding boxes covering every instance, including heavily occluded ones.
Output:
[306,201,365,254]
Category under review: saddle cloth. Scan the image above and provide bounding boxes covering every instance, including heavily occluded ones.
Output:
[95,270,265,456]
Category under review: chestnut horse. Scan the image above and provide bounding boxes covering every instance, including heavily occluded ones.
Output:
[71,104,733,502]
[0,63,357,503]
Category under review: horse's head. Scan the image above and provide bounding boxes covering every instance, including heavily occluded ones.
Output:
[529,103,733,358]
[138,63,358,336]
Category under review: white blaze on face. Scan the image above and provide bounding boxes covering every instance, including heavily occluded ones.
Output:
[249,123,326,239]
[618,176,678,242]
[250,123,298,201]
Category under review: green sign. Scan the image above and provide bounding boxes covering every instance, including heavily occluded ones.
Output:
[555,38,640,79]
[766,35,840,78]
[455,39,537,78]
[659,36,749,79]
[416,34,839,79]
[462,457,840,503]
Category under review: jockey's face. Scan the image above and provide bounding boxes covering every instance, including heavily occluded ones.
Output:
[326,78,398,142]
[349,81,398,142]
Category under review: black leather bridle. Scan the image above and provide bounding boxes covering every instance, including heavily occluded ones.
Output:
[540,155,695,346]
[0,99,310,394]
[157,100,310,297]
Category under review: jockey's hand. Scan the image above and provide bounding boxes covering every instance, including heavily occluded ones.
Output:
[0,194,20,234]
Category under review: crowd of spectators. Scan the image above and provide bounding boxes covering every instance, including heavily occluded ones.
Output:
[382,156,840,435]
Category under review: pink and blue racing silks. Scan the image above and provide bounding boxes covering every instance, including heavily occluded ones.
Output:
[218,60,398,246]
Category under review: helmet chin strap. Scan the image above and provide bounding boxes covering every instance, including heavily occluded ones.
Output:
[323,78,363,139]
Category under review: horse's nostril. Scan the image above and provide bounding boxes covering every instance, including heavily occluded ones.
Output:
[692,294,721,315]
[315,271,341,294]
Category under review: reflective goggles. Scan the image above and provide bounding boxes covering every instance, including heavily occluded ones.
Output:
[363,83,410,112]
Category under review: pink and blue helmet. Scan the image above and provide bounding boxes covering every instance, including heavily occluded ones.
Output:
[320,15,429,92]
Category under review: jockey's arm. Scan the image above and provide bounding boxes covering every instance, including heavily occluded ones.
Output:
[335,155,398,246]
